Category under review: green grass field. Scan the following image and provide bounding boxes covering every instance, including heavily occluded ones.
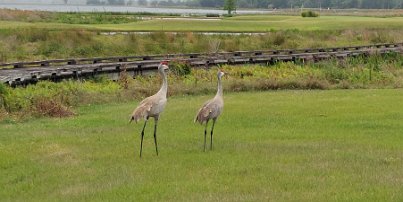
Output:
[1,15,403,32]
[1,89,403,201]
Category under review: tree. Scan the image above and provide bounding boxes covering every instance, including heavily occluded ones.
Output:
[193,0,402,9]
[224,0,236,15]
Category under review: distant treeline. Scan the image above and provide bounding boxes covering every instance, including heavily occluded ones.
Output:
[200,0,403,9]
[86,0,402,9]
[236,0,403,9]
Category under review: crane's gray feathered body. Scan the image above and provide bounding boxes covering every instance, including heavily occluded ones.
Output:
[130,62,169,157]
[195,71,225,151]
[195,95,223,124]
[131,90,167,123]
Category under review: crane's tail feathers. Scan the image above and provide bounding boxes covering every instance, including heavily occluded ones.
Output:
[194,108,204,124]
[194,115,205,125]
[130,115,143,123]
[129,116,136,123]
[131,111,148,123]
[131,103,151,123]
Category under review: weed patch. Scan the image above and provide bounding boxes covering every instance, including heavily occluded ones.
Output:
[33,97,75,118]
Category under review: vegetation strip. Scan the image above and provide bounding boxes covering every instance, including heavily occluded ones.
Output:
[1,43,401,86]
[1,42,402,69]
[1,53,402,120]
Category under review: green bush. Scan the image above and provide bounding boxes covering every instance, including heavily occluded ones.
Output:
[170,61,192,76]
[0,79,120,118]
[301,11,319,17]
[271,32,286,46]
[206,13,220,17]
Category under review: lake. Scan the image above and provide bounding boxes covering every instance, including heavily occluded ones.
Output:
[0,4,273,15]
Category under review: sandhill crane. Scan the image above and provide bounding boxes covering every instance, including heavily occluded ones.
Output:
[195,71,225,151]
[130,61,169,157]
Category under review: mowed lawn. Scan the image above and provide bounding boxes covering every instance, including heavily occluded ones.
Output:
[1,15,403,31]
[1,89,403,201]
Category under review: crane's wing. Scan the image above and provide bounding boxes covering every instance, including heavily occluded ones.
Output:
[194,100,219,124]
[130,97,156,123]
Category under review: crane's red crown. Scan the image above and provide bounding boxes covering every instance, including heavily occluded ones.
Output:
[161,61,169,65]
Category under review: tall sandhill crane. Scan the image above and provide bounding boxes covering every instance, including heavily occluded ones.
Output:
[130,61,169,157]
[195,71,225,151]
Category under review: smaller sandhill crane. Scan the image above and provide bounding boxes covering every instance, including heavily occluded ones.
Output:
[195,71,225,151]
[130,61,169,158]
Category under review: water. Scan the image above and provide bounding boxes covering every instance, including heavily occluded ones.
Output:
[102,31,267,36]
[0,4,273,15]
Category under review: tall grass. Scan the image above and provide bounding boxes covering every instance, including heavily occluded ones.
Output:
[0,9,180,24]
[0,9,53,22]
[0,28,401,62]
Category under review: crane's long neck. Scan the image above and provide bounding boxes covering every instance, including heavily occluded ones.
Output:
[157,70,168,97]
[215,76,223,97]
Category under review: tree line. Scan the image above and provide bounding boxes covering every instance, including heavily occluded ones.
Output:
[197,0,403,9]
[86,0,403,9]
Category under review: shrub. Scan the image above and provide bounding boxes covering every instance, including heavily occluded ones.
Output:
[118,67,134,90]
[228,79,250,92]
[301,11,319,18]
[304,77,330,89]
[169,61,192,76]
[271,32,286,46]
[206,13,220,17]
[33,97,75,118]
[254,78,281,90]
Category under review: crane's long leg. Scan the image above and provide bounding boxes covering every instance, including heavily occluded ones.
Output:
[153,118,159,156]
[210,119,216,150]
[204,120,209,152]
[139,117,148,158]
